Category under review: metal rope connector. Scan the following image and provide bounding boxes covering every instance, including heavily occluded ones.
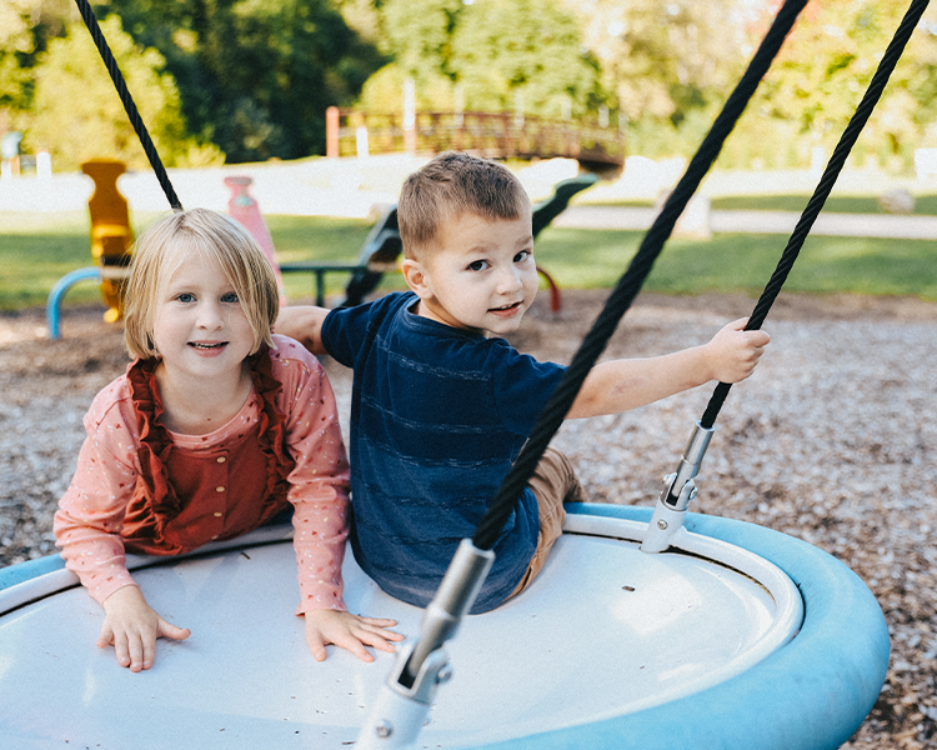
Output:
[356,539,495,749]
[641,421,714,554]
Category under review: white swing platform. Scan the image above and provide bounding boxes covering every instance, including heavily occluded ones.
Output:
[0,504,888,750]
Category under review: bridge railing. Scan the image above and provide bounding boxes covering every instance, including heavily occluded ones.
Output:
[325,108,625,168]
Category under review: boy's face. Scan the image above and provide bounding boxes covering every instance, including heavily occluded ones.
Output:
[403,207,537,336]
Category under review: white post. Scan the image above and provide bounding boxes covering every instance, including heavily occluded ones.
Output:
[37,150,52,179]
[403,77,416,155]
[356,126,370,158]
[454,83,464,128]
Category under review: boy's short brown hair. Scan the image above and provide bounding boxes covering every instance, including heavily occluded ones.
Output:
[123,208,279,360]
[397,152,530,258]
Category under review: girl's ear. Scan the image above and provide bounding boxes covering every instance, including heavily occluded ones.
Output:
[401,258,432,299]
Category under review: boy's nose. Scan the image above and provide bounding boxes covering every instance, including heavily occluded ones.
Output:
[496,266,524,294]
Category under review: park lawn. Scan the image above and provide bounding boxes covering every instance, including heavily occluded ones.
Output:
[530,227,937,299]
[710,193,937,215]
[1,212,935,311]
[587,194,937,215]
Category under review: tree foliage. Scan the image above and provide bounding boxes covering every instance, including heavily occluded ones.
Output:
[5,0,937,172]
[26,14,222,171]
[747,1,937,166]
[358,0,604,119]
[93,0,385,162]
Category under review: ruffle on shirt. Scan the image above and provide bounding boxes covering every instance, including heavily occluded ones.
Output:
[123,345,296,554]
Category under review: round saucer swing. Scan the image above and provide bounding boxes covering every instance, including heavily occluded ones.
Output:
[1,0,923,747]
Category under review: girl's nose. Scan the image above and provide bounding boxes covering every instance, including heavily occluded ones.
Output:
[196,300,224,329]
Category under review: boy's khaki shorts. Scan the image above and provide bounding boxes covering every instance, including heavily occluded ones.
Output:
[508,447,585,599]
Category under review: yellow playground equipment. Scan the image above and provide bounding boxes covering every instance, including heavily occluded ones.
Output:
[47,159,134,338]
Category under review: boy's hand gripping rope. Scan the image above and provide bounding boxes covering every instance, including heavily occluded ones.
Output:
[74,0,183,212]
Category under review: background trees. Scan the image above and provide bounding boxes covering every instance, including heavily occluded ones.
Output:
[2,0,937,170]
[90,0,385,163]
[27,15,221,171]
[357,0,604,119]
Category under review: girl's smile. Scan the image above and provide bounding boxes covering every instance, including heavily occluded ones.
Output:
[151,249,255,396]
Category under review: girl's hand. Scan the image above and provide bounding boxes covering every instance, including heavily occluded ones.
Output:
[303,609,404,663]
[99,585,191,672]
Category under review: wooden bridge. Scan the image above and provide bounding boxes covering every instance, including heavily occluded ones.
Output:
[325,107,625,172]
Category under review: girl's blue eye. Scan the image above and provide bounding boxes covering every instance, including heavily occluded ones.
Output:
[222,292,240,303]
[177,293,195,303]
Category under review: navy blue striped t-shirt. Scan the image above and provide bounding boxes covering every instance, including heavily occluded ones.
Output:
[321,292,566,612]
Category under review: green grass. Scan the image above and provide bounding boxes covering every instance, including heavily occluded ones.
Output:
[1,211,935,312]
[711,193,937,215]
[532,227,937,299]
[586,194,937,215]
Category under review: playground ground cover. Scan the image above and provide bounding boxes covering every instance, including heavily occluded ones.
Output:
[0,288,935,750]
[2,197,937,311]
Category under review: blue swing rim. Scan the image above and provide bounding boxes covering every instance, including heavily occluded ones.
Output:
[471,503,890,750]
[0,504,889,750]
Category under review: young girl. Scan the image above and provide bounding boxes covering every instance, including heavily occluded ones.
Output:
[54,208,402,672]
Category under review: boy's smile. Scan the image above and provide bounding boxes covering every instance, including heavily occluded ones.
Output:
[403,208,538,337]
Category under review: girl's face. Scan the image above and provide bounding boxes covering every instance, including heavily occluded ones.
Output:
[151,249,255,383]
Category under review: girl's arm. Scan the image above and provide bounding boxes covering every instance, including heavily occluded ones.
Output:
[54,409,142,604]
[567,318,770,419]
[54,394,189,670]
[274,305,330,355]
[278,341,403,661]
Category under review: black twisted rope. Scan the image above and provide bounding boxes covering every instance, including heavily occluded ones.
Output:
[74,0,183,211]
[700,0,930,429]
[473,0,809,550]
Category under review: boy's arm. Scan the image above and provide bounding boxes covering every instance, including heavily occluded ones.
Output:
[274,305,330,355]
[567,318,770,420]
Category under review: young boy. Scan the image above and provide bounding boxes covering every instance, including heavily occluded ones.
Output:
[276,152,770,614]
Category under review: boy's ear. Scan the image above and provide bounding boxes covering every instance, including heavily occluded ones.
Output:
[401,258,432,299]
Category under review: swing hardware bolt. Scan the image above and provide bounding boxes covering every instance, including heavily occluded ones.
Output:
[436,664,453,684]
[375,720,393,739]
[657,520,668,530]
[664,421,714,510]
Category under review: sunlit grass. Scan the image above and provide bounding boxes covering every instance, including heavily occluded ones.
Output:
[711,193,937,215]
[532,227,937,300]
[1,211,935,311]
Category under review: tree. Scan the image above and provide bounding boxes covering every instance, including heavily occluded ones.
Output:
[358,0,605,119]
[560,0,748,157]
[0,0,42,132]
[747,1,937,168]
[25,14,222,171]
[94,0,385,162]
[451,0,603,119]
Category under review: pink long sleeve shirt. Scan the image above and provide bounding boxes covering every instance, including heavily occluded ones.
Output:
[54,335,351,615]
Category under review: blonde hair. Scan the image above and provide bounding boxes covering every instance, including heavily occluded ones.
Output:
[123,208,279,360]
[398,152,530,258]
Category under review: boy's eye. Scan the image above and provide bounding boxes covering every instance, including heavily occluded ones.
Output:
[221,292,240,303]
[467,260,489,272]
[514,249,532,264]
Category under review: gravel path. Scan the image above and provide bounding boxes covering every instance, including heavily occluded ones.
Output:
[1,290,935,748]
